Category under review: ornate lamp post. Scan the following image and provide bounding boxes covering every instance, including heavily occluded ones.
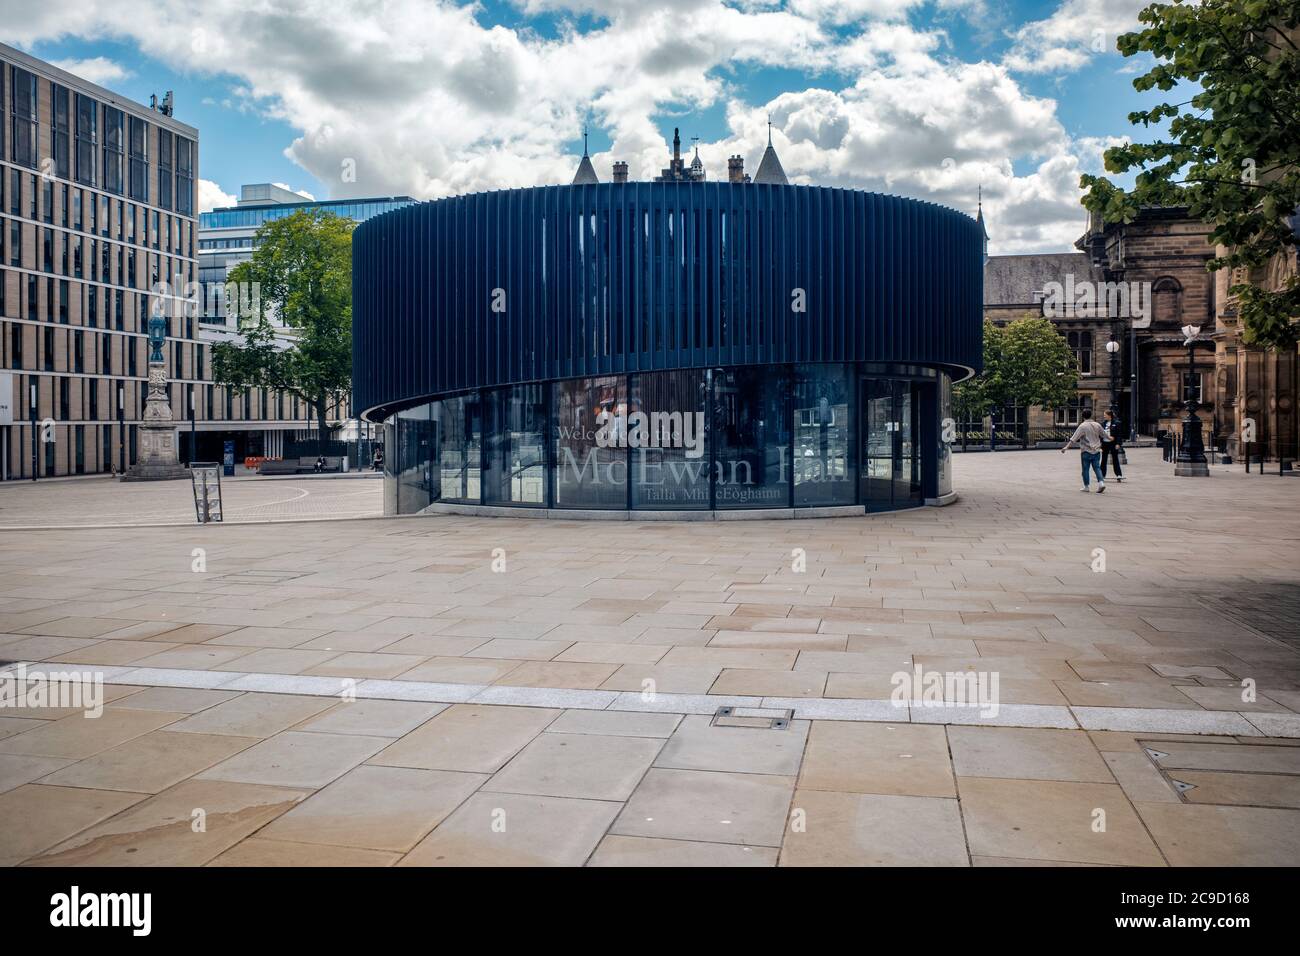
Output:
[29,381,38,481]
[117,382,125,474]
[1174,324,1209,477]
[1105,333,1120,415]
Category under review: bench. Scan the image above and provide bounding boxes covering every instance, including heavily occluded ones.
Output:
[258,456,346,475]
[258,459,301,475]
[301,456,344,473]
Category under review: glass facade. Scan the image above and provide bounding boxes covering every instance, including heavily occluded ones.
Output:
[554,375,626,510]
[484,385,547,506]
[937,372,953,499]
[792,364,855,507]
[714,366,791,509]
[381,363,952,517]
[199,198,417,231]
[629,370,709,510]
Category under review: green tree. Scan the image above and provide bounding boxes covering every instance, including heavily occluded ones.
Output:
[211,209,355,454]
[1080,0,1300,350]
[953,320,1004,432]
[998,316,1079,414]
[955,317,1077,442]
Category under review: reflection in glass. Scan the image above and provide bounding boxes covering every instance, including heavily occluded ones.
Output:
[629,370,709,510]
[553,375,627,509]
[861,378,894,509]
[484,385,547,505]
[382,415,397,515]
[793,364,854,506]
[439,393,481,502]
[937,373,953,498]
[893,381,921,505]
[396,403,436,514]
[714,366,790,508]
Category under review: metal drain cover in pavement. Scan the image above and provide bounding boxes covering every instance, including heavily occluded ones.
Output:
[712,706,793,730]
[1140,739,1300,809]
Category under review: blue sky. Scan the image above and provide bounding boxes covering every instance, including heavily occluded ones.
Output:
[3,0,1165,252]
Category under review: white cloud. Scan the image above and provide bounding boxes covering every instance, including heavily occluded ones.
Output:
[1003,0,1147,74]
[49,56,129,86]
[6,0,1108,252]
[197,179,236,213]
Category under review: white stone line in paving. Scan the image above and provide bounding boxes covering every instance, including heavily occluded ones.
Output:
[762,697,910,722]
[607,692,766,715]
[14,662,1295,736]
[1243,712,1300,738]
[354,679,485,703]
[909,702,1077,729]
[1071,706,1263,736]
[470,686,620,710]
[223,673,355,696]
[109,667,247,689]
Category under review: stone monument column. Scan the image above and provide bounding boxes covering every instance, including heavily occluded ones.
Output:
[122,312,190,481]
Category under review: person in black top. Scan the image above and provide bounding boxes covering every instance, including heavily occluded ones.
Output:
[1100,409,1124,482]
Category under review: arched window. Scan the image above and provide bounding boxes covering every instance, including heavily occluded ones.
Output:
[1151,276,1182,325]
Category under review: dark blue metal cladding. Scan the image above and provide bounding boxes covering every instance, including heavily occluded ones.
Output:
[353,182,983,420]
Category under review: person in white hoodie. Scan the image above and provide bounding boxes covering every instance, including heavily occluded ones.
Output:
[1061,409,1107,493]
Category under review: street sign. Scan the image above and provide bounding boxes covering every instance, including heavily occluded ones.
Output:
[191,462,224,523]
[222,440,235,476]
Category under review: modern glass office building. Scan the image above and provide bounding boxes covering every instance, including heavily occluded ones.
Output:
[353,182,983,517]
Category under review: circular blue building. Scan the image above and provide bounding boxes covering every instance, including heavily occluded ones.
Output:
[353,139,983,518]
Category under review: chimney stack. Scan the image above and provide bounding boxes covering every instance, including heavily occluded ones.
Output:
[728,156,745,183]
[612,161,629,184]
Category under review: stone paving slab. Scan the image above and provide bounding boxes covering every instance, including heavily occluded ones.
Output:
[2,448,1298,865]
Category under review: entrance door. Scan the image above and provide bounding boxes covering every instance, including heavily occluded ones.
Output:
[861,379,924,511]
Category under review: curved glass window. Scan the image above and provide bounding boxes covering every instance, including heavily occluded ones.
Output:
[395,404,435,513]
[484,384,547,506]
[553,375,626,509]
[380,363,943,516]
[714,366,791,508]
[439,393,482,503]
[629,369,709,510]
[937,372,953,498]
[792,364,854,506]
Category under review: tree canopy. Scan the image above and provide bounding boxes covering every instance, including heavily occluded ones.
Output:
[1080,0,1300,350]
[211,209,355,450]
[954,317,1078,427]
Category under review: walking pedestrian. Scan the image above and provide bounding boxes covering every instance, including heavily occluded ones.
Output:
[1061,409,1107,493]
[1100,409,1124,482]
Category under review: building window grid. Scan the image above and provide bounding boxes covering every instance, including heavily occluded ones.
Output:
[51,83,70,180]
[9,66,38,169]
[74,92,97,187]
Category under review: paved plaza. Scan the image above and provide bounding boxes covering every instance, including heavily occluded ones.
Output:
[0,471,383,528]
[1,447,1298,866]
